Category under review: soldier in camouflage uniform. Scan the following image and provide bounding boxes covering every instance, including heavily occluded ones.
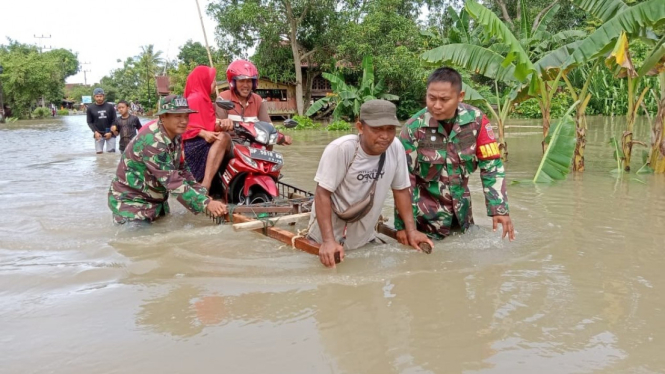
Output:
[394,67,515,241]
[108,95,227,223]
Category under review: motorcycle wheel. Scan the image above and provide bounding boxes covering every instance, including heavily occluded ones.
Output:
[248,191,272,204]
[237,189,273,205]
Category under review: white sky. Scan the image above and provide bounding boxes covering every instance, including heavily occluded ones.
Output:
[0,0,220,85]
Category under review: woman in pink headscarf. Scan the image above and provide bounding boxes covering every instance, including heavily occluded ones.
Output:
[183,66,233,191]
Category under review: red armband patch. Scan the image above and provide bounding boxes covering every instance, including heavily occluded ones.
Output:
[476,115,501,160]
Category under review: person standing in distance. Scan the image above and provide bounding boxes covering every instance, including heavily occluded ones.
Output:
[86,88,117,154]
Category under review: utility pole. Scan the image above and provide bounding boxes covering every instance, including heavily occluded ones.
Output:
[33,34,52,53]
[79,62,91,85]
[0,64,5,123]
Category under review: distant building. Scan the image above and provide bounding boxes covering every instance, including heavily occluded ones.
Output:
[155,76,172,97]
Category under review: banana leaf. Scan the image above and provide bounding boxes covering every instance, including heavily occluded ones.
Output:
[533,103,579,183]
[421,44,518,84]
[465,0,535,83]
[572,0,628,23]
[305,96,332,117]
[565,0,665,68]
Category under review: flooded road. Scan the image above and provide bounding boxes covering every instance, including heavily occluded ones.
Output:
[1,114,664,373]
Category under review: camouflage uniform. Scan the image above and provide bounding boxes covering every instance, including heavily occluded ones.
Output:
[108,119,210,223]
[394,104,509,239]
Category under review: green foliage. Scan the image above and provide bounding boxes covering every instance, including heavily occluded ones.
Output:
[306,56,398,120]
[177,40,210,66]
[326,120,352,131]
[533,103,579,182]
[31,107,51,119]
[514,93,574,118]
[56,109,70,116]
[565,0,665,68]
[0,40,80,118]
[291,115,322,130]
[609,136,625,172]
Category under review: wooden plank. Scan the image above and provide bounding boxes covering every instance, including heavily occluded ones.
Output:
[232,213,310,232]
[376,222,432,254]
[231,206,295,214]
[229,213,320,256]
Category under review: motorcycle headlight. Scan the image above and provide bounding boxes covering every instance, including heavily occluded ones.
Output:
[239,151,258,168]
[271,162,283,172]
[255,128,268,145]
[269,133,278,145]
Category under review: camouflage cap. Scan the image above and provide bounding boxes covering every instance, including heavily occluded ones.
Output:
[359,99,400,127]
[155,95,198,116]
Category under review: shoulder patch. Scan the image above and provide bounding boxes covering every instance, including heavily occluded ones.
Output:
[476,115,500,160]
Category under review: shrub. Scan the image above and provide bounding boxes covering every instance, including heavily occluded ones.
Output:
[31,107,51,119]
[514,93,574,119]
[326,120,352,132]
[291,115,322,130]
[57,109,70,116]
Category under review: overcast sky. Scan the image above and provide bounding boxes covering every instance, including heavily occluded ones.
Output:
[1,0,220,85]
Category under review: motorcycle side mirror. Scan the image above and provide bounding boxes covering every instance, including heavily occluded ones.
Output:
[215,98,235,110]
[283,118,298,129]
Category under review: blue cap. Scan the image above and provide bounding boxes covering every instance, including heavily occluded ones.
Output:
[93,88,105,96]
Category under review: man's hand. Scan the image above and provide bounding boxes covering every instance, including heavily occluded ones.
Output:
[104,132,112,140]
[319,240,344,268]
[111,125,119,136]
[282,135,293,145]
[94,131,102,140]
[396,229,408,246]
[201,130,222,143]
[406,230,433,252]
[215,118,234,132]
[396,229,433,252]
[206,200,228,217]
[493,215,515,241]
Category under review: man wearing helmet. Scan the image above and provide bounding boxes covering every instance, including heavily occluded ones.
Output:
[216,60,292,146]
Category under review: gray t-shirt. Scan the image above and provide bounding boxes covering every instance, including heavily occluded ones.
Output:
[308,134,410,249]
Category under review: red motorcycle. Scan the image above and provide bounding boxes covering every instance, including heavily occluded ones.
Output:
[213,99,297,204]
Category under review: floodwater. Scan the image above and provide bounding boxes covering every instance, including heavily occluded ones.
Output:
[1,114,664,374]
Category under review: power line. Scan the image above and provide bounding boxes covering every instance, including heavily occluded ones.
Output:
[33,34,51,53]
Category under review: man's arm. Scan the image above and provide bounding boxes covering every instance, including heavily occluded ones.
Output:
[315,185,345,267]
[475,115,514,240]
[394,121,419,231]
[394,188,433,250]
[257,101,271,122]
[86,107,96,132]
[143,147,211,215]
[108,104,117,125]
[133,117,142,130]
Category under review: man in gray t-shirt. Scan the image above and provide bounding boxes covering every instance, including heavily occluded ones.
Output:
[308,100,433,268]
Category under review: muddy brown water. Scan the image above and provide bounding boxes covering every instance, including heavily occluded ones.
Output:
[1,115,664,373]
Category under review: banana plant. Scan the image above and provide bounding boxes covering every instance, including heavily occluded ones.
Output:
[422,0,586,154]
[462,82,513,162]
[533,102,579,183]
[565,0,665,172]
[305,56,398,121]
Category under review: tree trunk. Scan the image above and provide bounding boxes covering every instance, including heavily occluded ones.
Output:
[649,97,665,173]
[303,63,317,114]
[284,1,305,116]
[573,112,587,172]
[623,77,636,171]
[497,118,508,162]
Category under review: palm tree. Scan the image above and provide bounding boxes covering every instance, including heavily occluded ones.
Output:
[305,56,398,121]
[136,45,164,110]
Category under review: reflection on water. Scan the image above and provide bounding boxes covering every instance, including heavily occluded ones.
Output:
[1,115,665,373]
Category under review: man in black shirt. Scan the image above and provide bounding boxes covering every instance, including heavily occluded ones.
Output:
[86,88,117,154]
